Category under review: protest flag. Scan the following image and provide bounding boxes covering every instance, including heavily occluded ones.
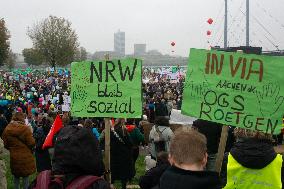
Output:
[42,114,63,149]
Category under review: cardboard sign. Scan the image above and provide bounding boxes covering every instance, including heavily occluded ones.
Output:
[71,58,142,118]
[62,105,70,112]
[182,49,284,134]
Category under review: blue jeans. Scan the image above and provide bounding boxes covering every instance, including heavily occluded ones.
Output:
[14,176,29,189]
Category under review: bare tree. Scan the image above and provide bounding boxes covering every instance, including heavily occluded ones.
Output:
[27,15,79,69]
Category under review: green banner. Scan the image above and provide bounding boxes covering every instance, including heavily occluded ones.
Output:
[71,58,142,118]
[172,66,178,73]
[182,49,284,134]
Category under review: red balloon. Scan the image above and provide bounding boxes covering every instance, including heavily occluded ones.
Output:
[207,18,213,25]
[207,30,212,36]
[171,41,175,46]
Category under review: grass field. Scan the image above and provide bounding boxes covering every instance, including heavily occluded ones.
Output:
[3,153,37,189]
[3,151,145,189]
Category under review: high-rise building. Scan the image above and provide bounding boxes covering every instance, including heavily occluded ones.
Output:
[114,30,125,56]
[134,44,146,56]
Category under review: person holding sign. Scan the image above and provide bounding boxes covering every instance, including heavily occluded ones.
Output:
[221,128,283,188]
[100,119,135,189]
[192,119,222,171]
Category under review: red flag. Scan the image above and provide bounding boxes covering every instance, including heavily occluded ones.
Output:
[42,115,63,149]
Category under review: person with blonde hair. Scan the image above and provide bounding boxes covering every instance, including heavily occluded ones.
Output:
[221,128,283,188]
[160,127,221,189]
[2,112,36,189]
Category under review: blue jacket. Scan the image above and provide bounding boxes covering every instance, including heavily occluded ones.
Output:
[92,128,100,140]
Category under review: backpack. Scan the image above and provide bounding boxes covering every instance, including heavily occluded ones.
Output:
[52,125,104,176]
[31,170,106,189]
[152,125,167,154]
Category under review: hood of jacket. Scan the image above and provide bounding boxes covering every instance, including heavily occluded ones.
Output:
[230,138,276,169]
[4,121,30,141]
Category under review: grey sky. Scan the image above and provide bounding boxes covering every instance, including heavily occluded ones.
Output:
[2,0,284,56]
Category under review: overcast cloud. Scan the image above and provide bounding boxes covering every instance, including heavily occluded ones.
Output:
[2,0,284,56]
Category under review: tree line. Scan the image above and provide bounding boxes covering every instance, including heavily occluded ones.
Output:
[0,15,87,70]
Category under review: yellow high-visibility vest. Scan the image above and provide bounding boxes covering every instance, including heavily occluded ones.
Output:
[224,153,282,189]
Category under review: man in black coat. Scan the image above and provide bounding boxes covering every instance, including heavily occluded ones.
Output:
[192,119,222,171]
[160,128,221,189]
[155,99,168,117]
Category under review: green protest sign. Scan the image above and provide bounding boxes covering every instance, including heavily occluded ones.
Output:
[71,58,142,118]
[182,49,284,134]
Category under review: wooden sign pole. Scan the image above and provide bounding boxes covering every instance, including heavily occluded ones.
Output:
[215,125,229,174]
[103,54,112,182]
[104,118,111,182]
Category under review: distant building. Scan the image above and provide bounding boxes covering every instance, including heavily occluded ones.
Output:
[92,51,120,60]
[134,44,146,56]
[114,30,125,56]
[127,49,188,66]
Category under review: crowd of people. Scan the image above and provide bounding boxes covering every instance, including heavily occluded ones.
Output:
[0,68,283,189]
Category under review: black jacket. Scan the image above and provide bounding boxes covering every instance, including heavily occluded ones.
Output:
[139,162,170,189]
[155,103,168,117]
[221,138,284,187]
[160,166,221,189]
[33,127,52,172]
[109,127,135,181]
[0,115,8,137]
[193,119,222,154]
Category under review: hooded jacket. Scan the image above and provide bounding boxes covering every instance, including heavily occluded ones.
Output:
[221,138,284,187]
[2,121,36,177]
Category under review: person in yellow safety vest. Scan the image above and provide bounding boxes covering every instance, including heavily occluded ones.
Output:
[221,128,283,189]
